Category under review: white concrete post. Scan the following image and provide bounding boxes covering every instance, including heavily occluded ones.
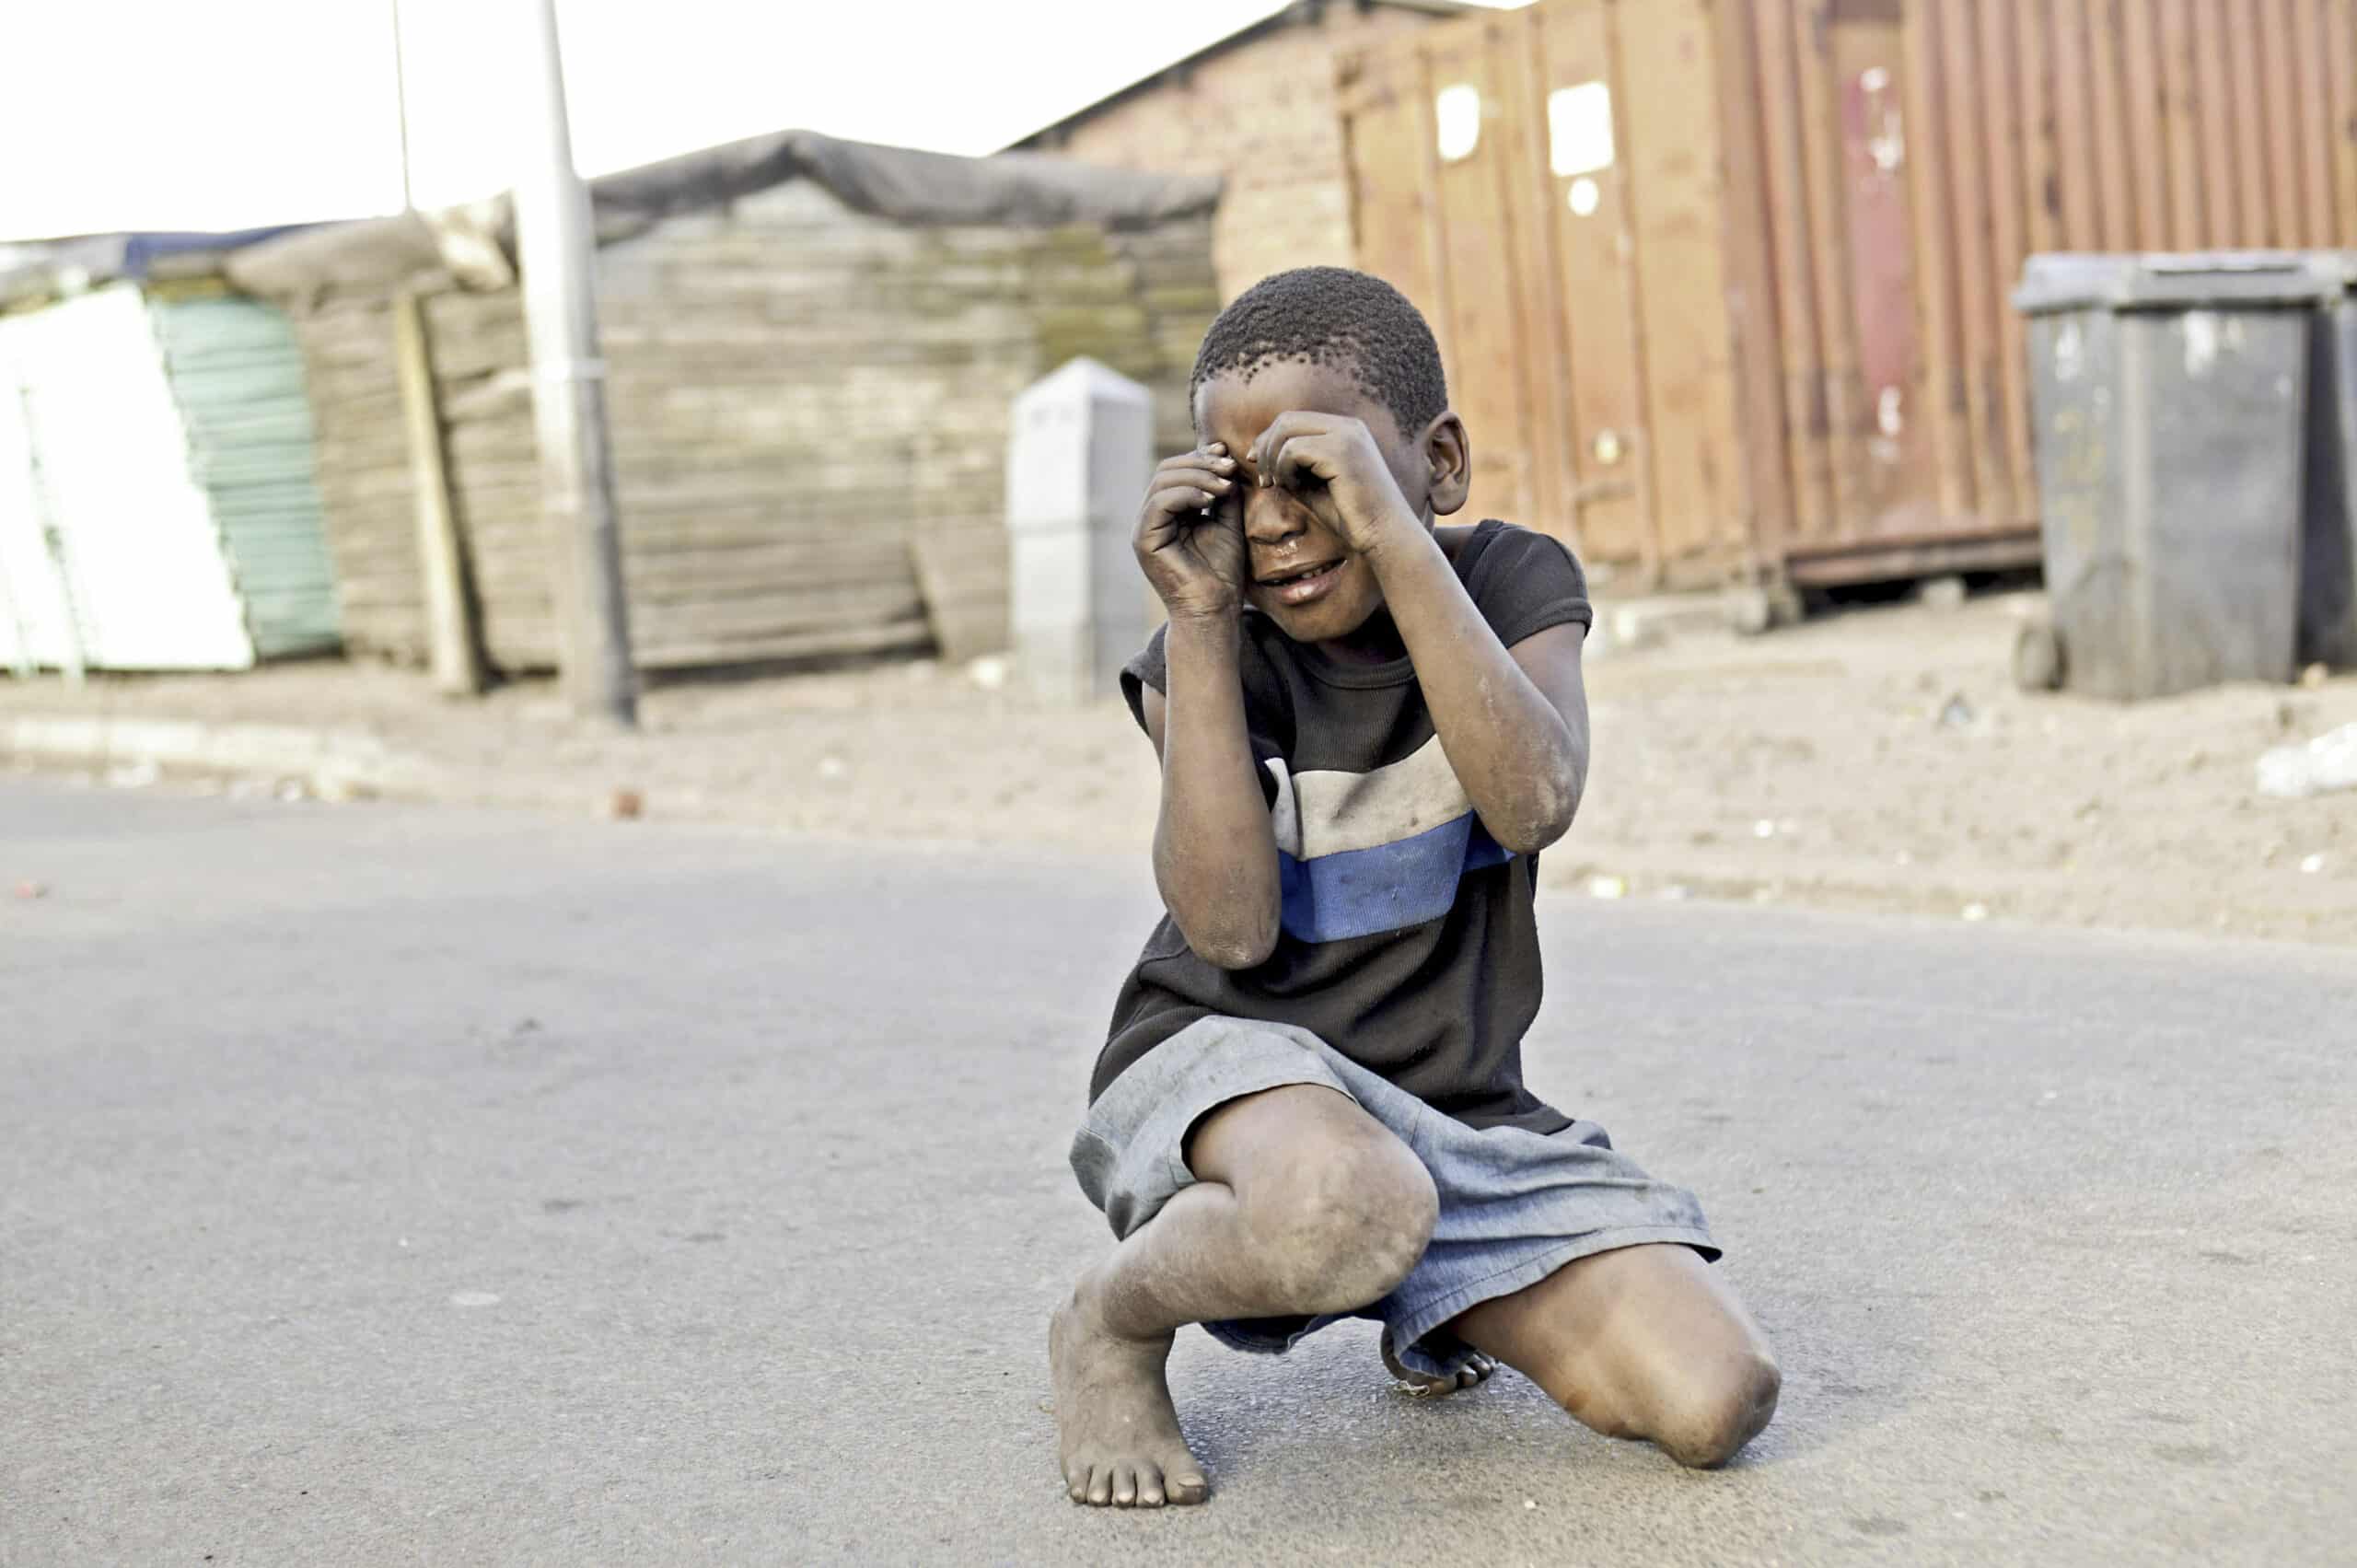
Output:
[1004,357,1154,703]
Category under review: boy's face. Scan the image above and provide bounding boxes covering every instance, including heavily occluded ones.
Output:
[1192,358,1457,646]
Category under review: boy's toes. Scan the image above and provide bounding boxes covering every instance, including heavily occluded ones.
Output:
[1067,1455,1194,1507]
[1384,1329,1494,1396]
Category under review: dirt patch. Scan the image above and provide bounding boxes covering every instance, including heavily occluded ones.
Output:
[5,591,2352,946]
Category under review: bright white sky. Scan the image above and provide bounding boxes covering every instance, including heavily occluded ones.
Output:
[0,0,1525,243]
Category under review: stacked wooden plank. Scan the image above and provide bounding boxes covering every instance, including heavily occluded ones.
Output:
[246,135,1221,675]
[415,288,547,671]
[279,296,424,662]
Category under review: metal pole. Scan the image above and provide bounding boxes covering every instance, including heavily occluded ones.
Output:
[389,0,413,211]
[513,0,637,726]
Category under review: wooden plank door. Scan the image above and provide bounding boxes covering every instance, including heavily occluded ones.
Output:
[1419,19,1550,533]
[1834,5,1944,536]
[1529,0,1656,575]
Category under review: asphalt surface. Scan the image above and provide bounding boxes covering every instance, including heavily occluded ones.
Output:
[4,778,2353,1566]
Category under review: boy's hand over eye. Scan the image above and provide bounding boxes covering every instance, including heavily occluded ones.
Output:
[1250,412,1421,557]
[1134,445,1248,619]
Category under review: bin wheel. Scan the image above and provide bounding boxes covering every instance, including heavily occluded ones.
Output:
[2014,618,2065,691]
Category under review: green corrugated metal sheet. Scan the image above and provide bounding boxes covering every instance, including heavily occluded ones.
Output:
[150,297,343,658]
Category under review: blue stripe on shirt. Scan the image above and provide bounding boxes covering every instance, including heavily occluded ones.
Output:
[1275,811,1514,944]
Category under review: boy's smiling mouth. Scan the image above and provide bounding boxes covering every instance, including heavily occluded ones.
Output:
[1256,558,1346,605]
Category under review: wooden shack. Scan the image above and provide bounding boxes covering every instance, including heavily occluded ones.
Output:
[1009,0,1467,302]
[227,132,1222,674]
[1338,0,2357,605]
[0,234,342,673]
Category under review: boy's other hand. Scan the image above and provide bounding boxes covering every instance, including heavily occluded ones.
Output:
[1135,445,1248,619]
[1251,412,1420,557]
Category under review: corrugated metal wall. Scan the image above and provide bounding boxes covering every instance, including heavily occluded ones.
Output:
[0,285,255,670]
[1887,0,2357,570]
[0,347,79,676]
[1339,0,2357,591]
[0,284,343,672]
[152,296,343,658]
[1339,0,1802,587]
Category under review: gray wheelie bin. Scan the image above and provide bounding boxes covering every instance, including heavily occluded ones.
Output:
[2014,253,2331,699]
[2298,251,2357,669]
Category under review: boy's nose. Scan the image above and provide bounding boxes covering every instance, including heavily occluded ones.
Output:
[1241,487,1307,544]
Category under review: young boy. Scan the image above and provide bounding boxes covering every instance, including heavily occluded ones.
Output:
[1052,268,1779,1507]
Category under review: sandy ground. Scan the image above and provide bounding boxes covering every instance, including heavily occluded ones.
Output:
[6,588,2354,946]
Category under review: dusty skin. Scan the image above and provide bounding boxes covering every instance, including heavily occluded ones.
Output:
[1046,1205,1494,1507]
[1050,1085,1781,1506]
[1047,1301,1206,1507]
[1049,1083,1443,1507]
[1056,347,1779,1505]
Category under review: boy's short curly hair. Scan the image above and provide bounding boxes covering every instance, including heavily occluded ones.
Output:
[1189,266,1450,438]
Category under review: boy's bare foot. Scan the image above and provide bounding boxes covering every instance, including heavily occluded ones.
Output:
[1382,1327,1497,1396]
[1050,1286,1209,1506]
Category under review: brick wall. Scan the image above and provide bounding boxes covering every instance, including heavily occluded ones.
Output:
[1030,4,1447,303]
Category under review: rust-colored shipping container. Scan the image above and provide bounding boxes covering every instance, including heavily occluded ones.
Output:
[1337,0,2357,601]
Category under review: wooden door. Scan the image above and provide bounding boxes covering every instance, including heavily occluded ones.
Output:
[1527,0,1655,572]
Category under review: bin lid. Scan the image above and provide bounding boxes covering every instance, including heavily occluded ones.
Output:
[2014,251,2337,314]
[2298,249,2357,289]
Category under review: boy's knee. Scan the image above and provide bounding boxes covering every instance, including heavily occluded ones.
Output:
[1648,1353,1782,1469]
[1243,1131,1437,1312]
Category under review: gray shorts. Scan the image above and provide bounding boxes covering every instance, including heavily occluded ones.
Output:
[1069,1016,1719,1380]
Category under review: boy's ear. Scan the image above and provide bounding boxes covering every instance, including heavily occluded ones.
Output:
[1422,411,1471,517]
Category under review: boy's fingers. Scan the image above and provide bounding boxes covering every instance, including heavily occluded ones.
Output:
[1249,412,1328,483]
[1250,414,1307,475]
[1144,479,1233,528]
[1266,433,1338,492]
[1150,494,1221,522]
[1151,467,1234,494]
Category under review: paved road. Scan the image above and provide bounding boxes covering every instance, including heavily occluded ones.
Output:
[4,779,2352,1566]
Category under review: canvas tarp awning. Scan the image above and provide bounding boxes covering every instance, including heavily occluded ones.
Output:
[227,129,1223,301]
[0,226,313,311]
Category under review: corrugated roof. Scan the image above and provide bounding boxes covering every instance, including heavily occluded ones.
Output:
[1004,0,1472,151]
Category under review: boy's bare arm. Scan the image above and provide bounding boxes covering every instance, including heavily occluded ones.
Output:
[1356,532,1589,854]
[1133,447,1282,969]
[1253,414,1589,854]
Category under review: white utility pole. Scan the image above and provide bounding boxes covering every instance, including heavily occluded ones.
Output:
[389,0,413,211]
[513,0,637,726]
